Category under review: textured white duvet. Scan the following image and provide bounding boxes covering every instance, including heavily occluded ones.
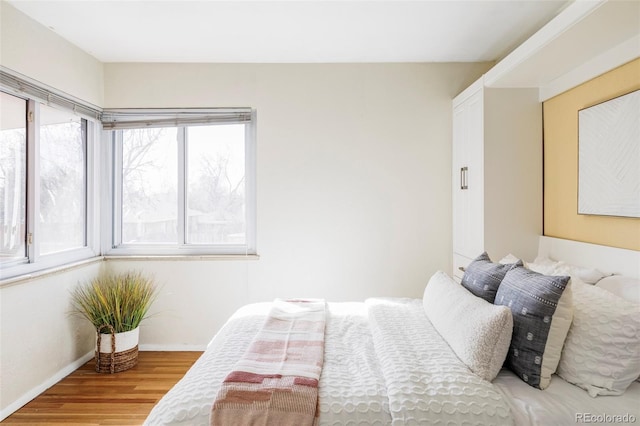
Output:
[366,298,512,425]
[145,299,513,425]
[145,298,640,425]
[145,302,391,425]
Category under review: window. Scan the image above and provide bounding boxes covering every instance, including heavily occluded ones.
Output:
[106,109,256,255]
[0,89,98,279]
[1,71,256,279]
[39,104,87,254]
[0,92,27,265]
[121,127,178,244]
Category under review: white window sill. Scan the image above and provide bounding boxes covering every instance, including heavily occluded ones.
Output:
[0,256,104,288]
[0,254,260,288]
[103,254,260,261]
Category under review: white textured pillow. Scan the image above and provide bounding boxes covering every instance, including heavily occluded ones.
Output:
[528,256,607,285]
[527,256,560,275]
[499,253,521,265]
[557,279,640,397]
[423,271,513,382]
[552,261,607,285]
[596,275,640,304]
[541,276,573,387]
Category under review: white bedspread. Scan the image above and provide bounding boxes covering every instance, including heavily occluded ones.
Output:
[147,298,637,426]
[145,302,392,425]
[145,299,514,425]
[366,298,513,425]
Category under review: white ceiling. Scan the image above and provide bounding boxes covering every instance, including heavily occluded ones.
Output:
[8,0,571,63]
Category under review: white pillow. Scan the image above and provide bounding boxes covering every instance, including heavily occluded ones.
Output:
[499,253,521,265]
[527,256,560,275]
[423,271,513,382]
[551,261,607,285]
[593,275,640,384]
[596,275,640,304]
[527,256,607,284]
[557,279,640,397]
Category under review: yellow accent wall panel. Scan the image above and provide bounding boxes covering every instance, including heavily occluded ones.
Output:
[543,58,640,250]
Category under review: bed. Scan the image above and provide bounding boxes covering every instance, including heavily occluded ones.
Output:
[145,237,640,425]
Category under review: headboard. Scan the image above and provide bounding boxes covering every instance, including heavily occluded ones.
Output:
[538,236,640,279]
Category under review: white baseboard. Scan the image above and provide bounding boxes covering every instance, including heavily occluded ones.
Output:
[0,351,94,422]
[139,344,207,351]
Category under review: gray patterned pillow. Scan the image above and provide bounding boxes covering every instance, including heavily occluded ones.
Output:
[495,266,572,389]
[461,252,521,303]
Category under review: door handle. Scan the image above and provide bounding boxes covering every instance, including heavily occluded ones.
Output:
[461,167,468,190]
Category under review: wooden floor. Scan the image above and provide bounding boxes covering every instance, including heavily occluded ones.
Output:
[3,351,202,426]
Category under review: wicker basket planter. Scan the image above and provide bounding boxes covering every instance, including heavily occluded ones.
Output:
[95,324,139,373]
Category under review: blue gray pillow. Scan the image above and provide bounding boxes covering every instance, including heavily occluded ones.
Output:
[461,252,521,303]
[495,266,571,389]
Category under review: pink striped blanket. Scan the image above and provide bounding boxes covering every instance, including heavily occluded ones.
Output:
[211,299,326,426]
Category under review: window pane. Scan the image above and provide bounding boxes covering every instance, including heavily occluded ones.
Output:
[0,92,27,263]
[39,104,86,255]
[122,128,178,243]
[187,125,246,245]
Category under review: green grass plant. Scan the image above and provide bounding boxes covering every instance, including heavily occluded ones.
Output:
[71,271,157,333]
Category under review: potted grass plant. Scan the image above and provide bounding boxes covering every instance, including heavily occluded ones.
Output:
[71,271,157,373]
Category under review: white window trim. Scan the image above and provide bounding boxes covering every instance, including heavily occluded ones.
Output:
[2,69,258,281]
[0,94,101,281]
[104,108,257,257]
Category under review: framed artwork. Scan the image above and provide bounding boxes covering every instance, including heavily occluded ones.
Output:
[578,89,640,218]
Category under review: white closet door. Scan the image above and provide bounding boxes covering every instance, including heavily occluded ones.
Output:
[465,88,485,258]
[452,102,469,263]
[453,86,484,263]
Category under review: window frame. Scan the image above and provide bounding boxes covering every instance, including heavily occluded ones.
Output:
[0,93,100,280]
[104,109,257,257]
[0,71,259,282]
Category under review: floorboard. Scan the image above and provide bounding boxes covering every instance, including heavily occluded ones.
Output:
[3,351,202,425]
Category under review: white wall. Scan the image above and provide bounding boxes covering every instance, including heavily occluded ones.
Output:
[0,1,104,107]
[0,261,103,419]
[104,62,491,348]
[0,3,491,416]
[0,2,105,418]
